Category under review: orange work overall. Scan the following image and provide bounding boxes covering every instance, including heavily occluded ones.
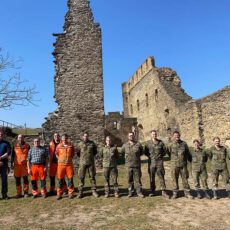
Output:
[13,143,30,196]
[56,143,75,197]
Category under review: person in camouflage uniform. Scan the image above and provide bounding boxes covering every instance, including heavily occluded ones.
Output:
[99,136,119,198]
[191,139,211,199]
[76,132,99,198]
[167,131,193,199]
[144,130,169,198]
[121,132,144,198]
[208,137,230,199]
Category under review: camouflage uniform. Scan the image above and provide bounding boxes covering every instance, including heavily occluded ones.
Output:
[191,148,209,190]
[121,141,144,196]
[144,139,167,193]
[99,145,119,196]
[208,145,230,198]
[167,140,192,198]
[76,140,98,194]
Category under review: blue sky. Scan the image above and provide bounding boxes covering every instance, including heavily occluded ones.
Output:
[0,0,229,128]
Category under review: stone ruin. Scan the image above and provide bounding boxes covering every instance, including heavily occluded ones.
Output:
[43,0,105,144]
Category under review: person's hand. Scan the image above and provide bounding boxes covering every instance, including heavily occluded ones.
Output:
[44,167,47,173]
[28,168,31,175]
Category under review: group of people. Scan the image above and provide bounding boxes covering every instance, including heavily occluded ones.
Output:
[0,128,230,201]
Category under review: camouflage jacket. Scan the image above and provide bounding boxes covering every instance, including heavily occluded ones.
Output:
[208,145,230,170]
[144,139,167,167]
[191,148,208,172]
[99,145,119,168]
[76,140,97,166]
[167,140,192,167]
[121,141,143,168]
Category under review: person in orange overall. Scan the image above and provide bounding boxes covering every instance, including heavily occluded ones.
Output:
[49,132,67,195]
[56,134,75,200]
[27,138,49,198]
[11,134,30,198]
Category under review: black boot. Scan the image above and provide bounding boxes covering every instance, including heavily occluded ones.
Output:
[196,190,202,199]
[204,190,211,199]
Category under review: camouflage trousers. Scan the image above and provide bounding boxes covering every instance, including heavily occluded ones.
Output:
[148,165,166,191]
[171,165,190,192]
[104,167,119,193]
[78,164,96,191]
[126,167,142,193]
[212,168,230,191]
[193,169,208,190]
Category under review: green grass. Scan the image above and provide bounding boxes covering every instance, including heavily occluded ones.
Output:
[0,160,230,230]
[12,128,42,135]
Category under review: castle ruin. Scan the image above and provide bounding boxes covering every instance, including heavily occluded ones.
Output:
[43,0,230,148]
[122,57,230,147]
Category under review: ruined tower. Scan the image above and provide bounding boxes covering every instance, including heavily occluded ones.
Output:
[43,0,105,144]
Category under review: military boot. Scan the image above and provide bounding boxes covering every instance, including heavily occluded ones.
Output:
[184,191,194,199]
[162,190,170,199]
[196,190,202,199]
[92,190,99,198]
[172,191,178,199]
[149,190,155,197]
[77,190,83,199]
[204,190,211,199]
[213,190,218,200]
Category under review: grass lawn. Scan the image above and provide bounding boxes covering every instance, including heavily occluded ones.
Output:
[0,159,230,230]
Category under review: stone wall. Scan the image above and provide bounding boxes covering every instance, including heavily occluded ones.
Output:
[104,112,137,146]
[43,0,104,144]
[122,57,192,143]
[122,57,230,147]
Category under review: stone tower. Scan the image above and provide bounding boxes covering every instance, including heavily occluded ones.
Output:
[43,0,105,144]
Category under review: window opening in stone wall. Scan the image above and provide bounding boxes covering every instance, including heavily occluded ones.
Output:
[164,108,169,118]
[113,121,118,129]
[145,93,149,107]
[130,104,133,115]
[137,100,140,111]
[155,89,158,100]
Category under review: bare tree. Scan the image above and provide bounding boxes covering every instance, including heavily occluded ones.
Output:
[0,48,38,109]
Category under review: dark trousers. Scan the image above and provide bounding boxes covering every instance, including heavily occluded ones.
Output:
[0,164,8,196]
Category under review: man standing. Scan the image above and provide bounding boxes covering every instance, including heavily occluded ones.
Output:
[99,136,119,198]
[144,130,169,198]
[208,137,230,199]
[76,132,99,198]
[11,134,30,198]
[0,129,11,200]
[56,134,75,200]
[191,139,211,199]
[27,137,48,198]
[167,131,193,199]
[121,132,144,198]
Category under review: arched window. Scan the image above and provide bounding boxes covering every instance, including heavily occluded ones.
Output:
[137,100,140,111]
[130,104,133,115]
[145,93,149,107]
